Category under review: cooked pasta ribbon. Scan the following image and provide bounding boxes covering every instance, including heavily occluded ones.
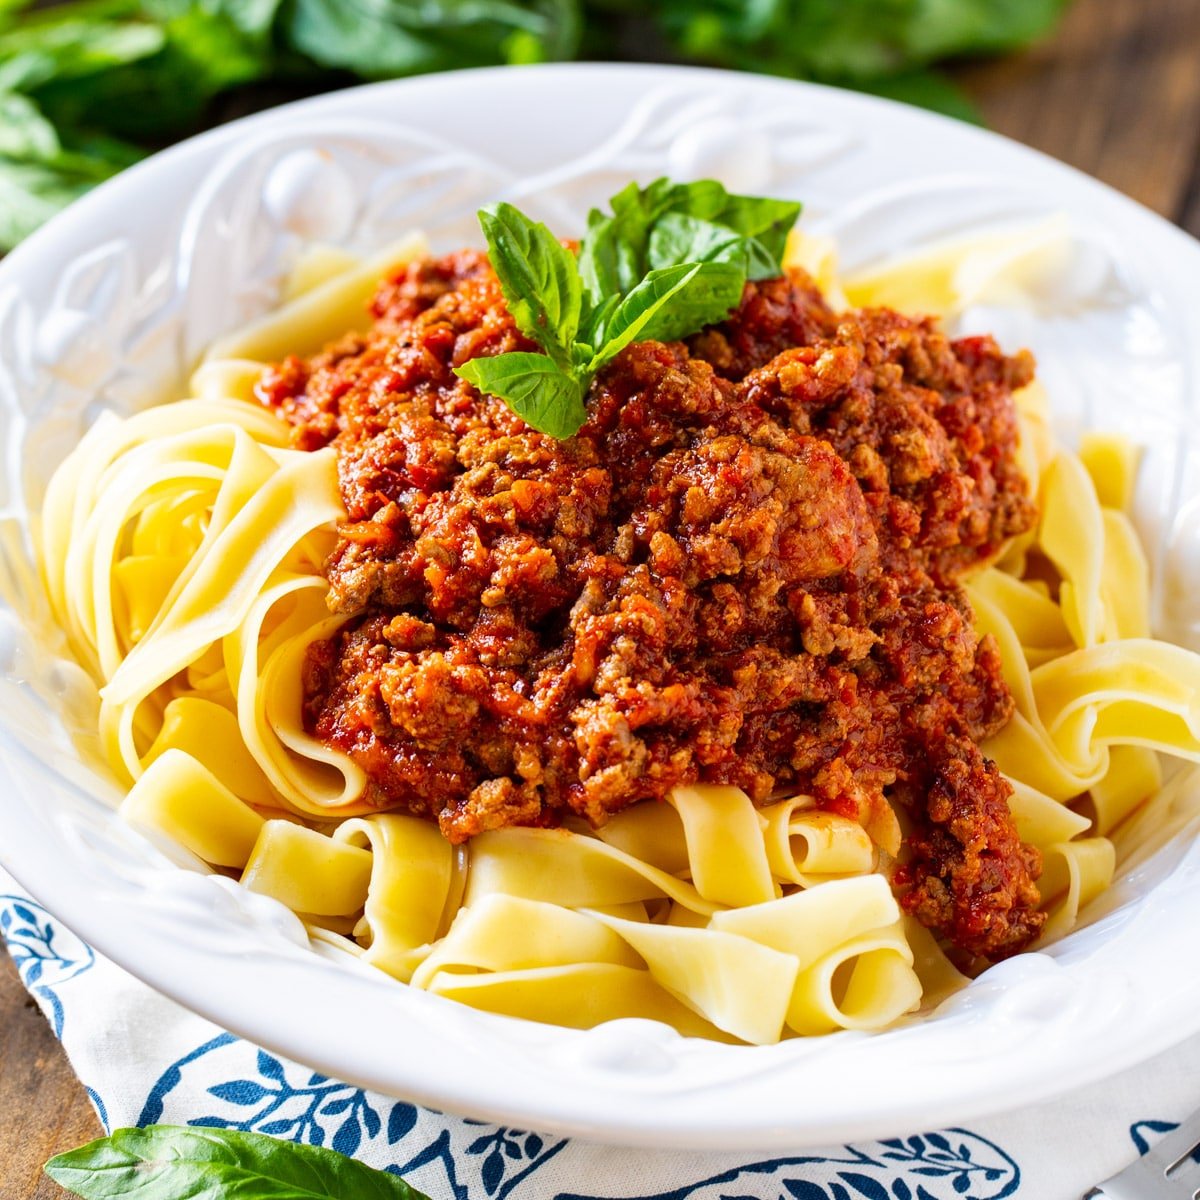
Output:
[37,227,1200,1047]
[202,234,429,364]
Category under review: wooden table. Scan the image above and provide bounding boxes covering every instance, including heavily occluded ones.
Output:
[4,0,1200,1192]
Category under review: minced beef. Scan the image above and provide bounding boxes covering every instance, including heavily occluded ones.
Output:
[256,250,1044,961]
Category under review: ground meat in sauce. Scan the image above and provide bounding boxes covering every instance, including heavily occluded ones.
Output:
[256,249,1045,961]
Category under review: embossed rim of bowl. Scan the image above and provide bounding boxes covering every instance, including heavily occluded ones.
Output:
[3,63,1200,1150]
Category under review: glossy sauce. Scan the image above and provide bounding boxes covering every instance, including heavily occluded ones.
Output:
[258,251,1044,960]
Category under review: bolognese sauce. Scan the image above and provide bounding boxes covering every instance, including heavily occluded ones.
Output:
[257,250,1045,961]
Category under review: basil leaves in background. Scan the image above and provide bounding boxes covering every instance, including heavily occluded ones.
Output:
[45,1124,432,1200]
[0,0,1069,250]
[455,180,797,438]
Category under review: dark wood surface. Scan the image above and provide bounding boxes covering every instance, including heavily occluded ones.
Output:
[954,0,1200,237]
[4,0,1200,1192]
[0,953,103,1197]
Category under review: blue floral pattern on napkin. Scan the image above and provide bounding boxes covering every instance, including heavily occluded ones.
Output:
[127,1027,1021,1200]
[9,885,1200,1198]
[557,1133,1020,1200]
[0,893,93,1036]
[56,888,1200,1198]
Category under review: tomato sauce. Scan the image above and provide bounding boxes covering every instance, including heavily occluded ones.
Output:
[258,251,1044,960]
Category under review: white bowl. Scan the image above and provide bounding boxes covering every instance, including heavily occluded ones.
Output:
[2,64,1200,1150]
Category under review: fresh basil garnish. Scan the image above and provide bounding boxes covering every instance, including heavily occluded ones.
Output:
[45,1124,431,1200]
[590,259,744,369]
[477,202,583,370]
[455,178,802,439]
[457,350,588,440]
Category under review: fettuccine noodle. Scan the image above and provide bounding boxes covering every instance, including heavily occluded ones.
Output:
[36,225,1197,1044]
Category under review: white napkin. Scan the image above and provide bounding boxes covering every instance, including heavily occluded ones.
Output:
[2,865,1196,1200]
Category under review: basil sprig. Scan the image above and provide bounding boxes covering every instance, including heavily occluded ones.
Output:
[454,178,802,439]
[45,1124,430,1200]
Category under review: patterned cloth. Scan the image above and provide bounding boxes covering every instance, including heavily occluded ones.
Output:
[3,867,1198,1200]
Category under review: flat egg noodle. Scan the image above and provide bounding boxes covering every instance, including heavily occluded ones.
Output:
[416,793,923,1041]
[840,215,1072,317]
[583,910,800,1045]
[120,748,266,870]
[231,583,368,815]
[425,963,733,1039]
[40,397,290,625]
[201,233,430,365]
[334,814,459,983]
[1099,509,1151,641]
[1036,836,1116,945]
[100,443,342,710]
[98,444,343,786]
[968,436,1190,933]
[242,819,374,916]
[1079,432,1141,512]
[1088,746,1163,837]
[707,878,919,1036]
[760,798,878,887]
[709,874,898,970]
[1038,451,1106,649]
[463,825,721,916]
[145,695,277,807]
[667,784,777,906]
[410,895,643,985]
[39,225,1200,1044]
[785,922,921,1036]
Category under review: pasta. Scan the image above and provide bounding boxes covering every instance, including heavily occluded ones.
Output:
[35,217,1200,1046]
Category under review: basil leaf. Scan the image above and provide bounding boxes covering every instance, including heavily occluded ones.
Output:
[578,178,723,299]
[577,202,638,306]
[637,176,728,222]
[0,19,166,94]
[590,260,743,369]
[581,178,800,292]
[0,158,95,249]
[44,1124,430,1200]
[646,211,780,278]
[0,90,59,159]
[285,0,578,79]
[478,201,583,368]
[460,186,771,434]
[642,188,801,280]
[578,180,662,298]
[654,0,1065,85]
[580,290,620,350]
[647,212,740,268]
[456,351,587,439]
[708,195,802,273]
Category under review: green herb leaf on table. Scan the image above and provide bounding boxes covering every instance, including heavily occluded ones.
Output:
[654,0,1067,89]
[0,16,167,95]
[0,91,59,160]
[45,1123,432,1200]
[455,179,800,439]
[0,0,1067,247]
[0,157,106,249]
[284,0,579,80]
